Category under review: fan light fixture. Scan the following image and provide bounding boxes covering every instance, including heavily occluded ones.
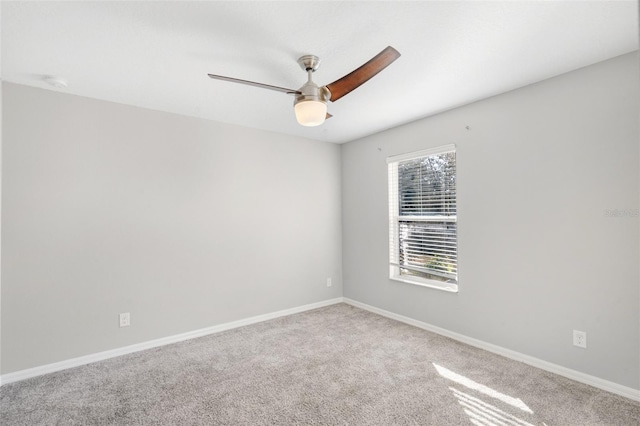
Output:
[294,100,327,127]
[293,55,329,127]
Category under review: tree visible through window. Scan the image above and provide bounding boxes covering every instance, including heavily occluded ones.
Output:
[388,145,458,292]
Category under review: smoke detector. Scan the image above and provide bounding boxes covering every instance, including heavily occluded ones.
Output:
[43,76,68,89]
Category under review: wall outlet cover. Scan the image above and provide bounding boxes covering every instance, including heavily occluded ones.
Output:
[119,312,131,328]
[573,330,587,348]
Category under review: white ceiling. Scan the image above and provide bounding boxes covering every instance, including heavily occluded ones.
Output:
[2,1,638,144]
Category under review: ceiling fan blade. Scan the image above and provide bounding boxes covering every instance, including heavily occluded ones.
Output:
[326,112,333,119]
[324,46,401,102]
[208,74,300,95]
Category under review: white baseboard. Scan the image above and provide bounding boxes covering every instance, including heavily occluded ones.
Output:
[4,296,639,403]
[1,297,345,386]
[343,297,640,402]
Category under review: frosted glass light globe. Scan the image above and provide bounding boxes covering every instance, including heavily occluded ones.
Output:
[294,100,327,127]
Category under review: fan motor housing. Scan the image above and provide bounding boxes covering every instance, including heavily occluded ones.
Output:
[294,82,330,106]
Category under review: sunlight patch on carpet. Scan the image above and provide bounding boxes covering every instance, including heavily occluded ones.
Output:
[433,363,533,413]
[451,388,536,426]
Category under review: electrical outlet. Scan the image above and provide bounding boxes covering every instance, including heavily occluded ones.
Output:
[573,330,586,348]
[326,278,332,287]
[119,312,130,328]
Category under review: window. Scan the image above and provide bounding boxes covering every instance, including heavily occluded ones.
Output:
[387,145,458,292]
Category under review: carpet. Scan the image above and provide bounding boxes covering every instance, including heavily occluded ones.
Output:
[1,303,638,425]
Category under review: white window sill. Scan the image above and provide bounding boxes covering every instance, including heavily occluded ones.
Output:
[390,275,458,293]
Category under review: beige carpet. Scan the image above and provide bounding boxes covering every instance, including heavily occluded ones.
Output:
[1,303,638,425]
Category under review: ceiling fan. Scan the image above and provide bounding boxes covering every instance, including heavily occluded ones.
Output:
[208,46,401,127]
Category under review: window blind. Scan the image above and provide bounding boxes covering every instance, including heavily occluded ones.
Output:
[388,145,457,291]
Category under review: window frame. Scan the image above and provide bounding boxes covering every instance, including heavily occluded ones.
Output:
[387,144,458,293]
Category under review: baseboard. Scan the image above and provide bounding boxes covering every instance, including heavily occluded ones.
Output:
[1,297,345,386]
[5,296,638,402]
[343,297,640,402]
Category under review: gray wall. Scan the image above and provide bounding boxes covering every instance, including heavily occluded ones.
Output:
[2,52,638,391]
[1,83,342,374]
[342,52,639,389]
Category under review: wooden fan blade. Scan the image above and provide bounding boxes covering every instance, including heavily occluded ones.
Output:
[326,112,333,119]
[207,74,300,95]
[325,46,400,102]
